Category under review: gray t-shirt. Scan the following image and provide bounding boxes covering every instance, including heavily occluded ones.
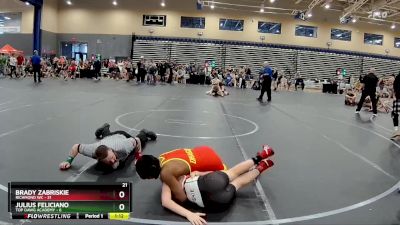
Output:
[79,134,136,163]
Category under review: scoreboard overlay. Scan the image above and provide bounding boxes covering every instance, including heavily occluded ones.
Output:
[8,182,131,220]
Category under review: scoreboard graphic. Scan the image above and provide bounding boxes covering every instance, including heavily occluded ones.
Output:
[8,182,131,220]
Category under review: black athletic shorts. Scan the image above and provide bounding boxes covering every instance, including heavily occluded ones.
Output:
[198,171,236,213]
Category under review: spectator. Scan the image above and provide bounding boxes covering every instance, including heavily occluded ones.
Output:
[391,72,400,139]
[147,61,157,85]
[176,65,185,84]
[159,61,167,84]
[279,76,288,91]
[16,54,25,77]
[387,74,395,99]
[9,54,17,78]
[0,53,7,77]
[93,59,102,80]
[137,57,146,83]
[272,69,278,91]
[295,77,305,91]
[345,88,357,106]
[225,72,234,87]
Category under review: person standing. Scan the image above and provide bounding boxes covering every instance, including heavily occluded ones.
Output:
[137,56,146,83]
[8,54,17,78]
[0,53,6,77]
[31,50,41,83]
[93,59,101,80]
[159,61,167,84]
[257,61,273,102]
[16,54,25,78]
[391,72,400,139]
[355,68,379,118]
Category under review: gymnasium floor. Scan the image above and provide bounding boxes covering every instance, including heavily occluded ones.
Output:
[0,78,399,225]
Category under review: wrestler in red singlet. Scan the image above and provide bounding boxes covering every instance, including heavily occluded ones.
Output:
[159,146,226,172]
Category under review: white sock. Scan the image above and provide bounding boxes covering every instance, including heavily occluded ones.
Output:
[395,126,398,131]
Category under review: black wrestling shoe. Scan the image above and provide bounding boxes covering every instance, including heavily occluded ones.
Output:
[95,123,110,139]
[140,129,157,141]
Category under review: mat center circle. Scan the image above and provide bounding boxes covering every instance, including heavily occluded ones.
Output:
[115,110,259,139]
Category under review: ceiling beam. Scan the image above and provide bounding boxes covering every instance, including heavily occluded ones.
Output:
[388,10,400,17]
[340,0,369,20]
[368,0,400,12]
[307,0,324,11]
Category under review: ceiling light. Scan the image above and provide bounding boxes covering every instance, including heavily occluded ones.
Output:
[112,0,117,5]
[307,11,312,18]
[270,0,275,3]
[161,0,166,7]
[210,3,215,9]
[25,1,30,5]
[66,0,72,5]
[4,17,11,20]
[324,4,330,9]
[260,3,264,12]
[373,11,381,17]
[351,18,357,23]
[391,24,396,29]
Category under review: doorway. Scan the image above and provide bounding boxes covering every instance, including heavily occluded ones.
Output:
[60,42,88,62]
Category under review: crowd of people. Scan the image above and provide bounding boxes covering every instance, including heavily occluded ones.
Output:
[0,53,298,92]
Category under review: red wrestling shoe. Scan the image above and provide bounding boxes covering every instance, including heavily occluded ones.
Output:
[257,145,274,160]
[256,159,274,173]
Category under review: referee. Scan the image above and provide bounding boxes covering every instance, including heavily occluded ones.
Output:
[31,50,41,83]
[355,68,379,118]
[257,61,273,102]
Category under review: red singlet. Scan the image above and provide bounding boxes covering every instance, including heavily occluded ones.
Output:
[159,146,226,172]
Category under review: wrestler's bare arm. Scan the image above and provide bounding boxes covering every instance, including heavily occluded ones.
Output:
[160,165,188,203]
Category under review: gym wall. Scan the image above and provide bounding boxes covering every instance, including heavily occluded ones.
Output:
[55,0,400,57]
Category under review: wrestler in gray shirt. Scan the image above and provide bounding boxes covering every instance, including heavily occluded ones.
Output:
[59,124,157,171]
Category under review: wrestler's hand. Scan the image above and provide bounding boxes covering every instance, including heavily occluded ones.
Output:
[59,162,71,170]
[186,212,206,225]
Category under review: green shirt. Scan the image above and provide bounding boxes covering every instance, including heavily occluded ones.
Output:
[0,56,7,66]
